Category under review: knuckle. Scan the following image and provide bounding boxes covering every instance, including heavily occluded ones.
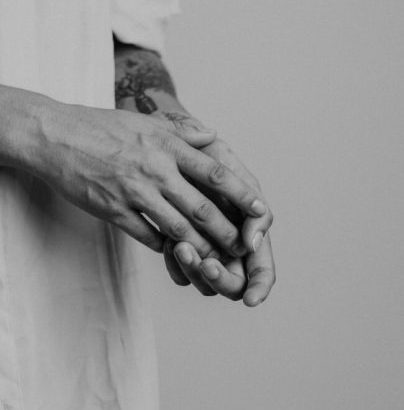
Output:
[208,162,227,185]
[223,229,238,247]
[193,201,214,222]
[167,220,190,240]
[139,156,174,185]
[107,202,124,220]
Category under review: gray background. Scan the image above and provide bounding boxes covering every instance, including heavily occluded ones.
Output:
[138,1,404,409]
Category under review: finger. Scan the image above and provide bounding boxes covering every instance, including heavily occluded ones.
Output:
[162,177,246,257]
[243,234,276,307]
[163,239,191,286]
[173,243,217,296]
[188,158,273,253]
[177,148,268,218]
[195,183,274,253]
[190,181,243,227]
[111,208,165,253]
[199,257,247,301]
[142,194,215,258]
[242,208,274,253]
[185,140,273,252]
[162,112,217,148]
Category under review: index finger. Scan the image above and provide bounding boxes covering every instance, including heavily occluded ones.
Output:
[242,234,276,307]
[177,148,268,219]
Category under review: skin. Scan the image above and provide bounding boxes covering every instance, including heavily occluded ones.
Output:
[169,141,276,306]
[114,40,276,306]
[30,99,268,258]
[0,82,269,263]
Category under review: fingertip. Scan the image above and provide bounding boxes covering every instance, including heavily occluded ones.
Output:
[163,241,192,287]
[249,199,267,217]
[171,274,192,287]
[243,283,273,307]
[174,242,203,268]
[173,241,189,253]
[200,259,220,280]
[241,217,269,253]
[173,242,193,265]
[243,291,262,307]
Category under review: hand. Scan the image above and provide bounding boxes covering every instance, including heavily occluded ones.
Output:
[167,235,275,306]
[163,137,276,306]
[33,102,268,257]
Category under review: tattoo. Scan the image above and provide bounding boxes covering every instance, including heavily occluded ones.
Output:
[115,74,158,114]
[162,112,192,130]
[114,44,177,114]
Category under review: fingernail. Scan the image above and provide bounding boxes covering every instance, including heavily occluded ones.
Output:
[250,200,267,216]
[200,262,219,280]
[174,247,193,265]
[245,294,261,307]
[231,242,247,257]
[252,232,264,252]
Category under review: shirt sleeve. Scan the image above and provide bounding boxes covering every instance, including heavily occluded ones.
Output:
[111,0,180,54]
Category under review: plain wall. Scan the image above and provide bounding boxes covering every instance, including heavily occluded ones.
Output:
[138,1,404,409]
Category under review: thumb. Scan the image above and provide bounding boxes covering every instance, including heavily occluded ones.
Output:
[164,112,217,148]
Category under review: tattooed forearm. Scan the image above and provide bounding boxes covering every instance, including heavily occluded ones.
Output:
[114,39,177,114]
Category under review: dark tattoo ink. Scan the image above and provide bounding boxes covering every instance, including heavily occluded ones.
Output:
[162,112,192,129]
[115,74,158,114]
[162,111,207,135]
[114,45,177,114]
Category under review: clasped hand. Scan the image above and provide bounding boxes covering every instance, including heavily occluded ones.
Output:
[160,120,276,307]
[39,103,275,307]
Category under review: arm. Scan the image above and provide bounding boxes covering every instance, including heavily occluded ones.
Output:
[114,37,215,147]
[0,82,264,258]
[113,40,276,306]
[0,85,50,170]
[114,38,179,114]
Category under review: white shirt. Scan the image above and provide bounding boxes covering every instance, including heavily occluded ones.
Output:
[0,1,179,409]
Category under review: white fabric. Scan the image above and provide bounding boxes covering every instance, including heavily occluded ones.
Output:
[0,1,179,409]
[112,0,180,54]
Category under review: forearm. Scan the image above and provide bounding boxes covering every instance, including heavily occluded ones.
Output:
[114,38,187,116]
[0,84,52,170]
[114,39,216,148]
